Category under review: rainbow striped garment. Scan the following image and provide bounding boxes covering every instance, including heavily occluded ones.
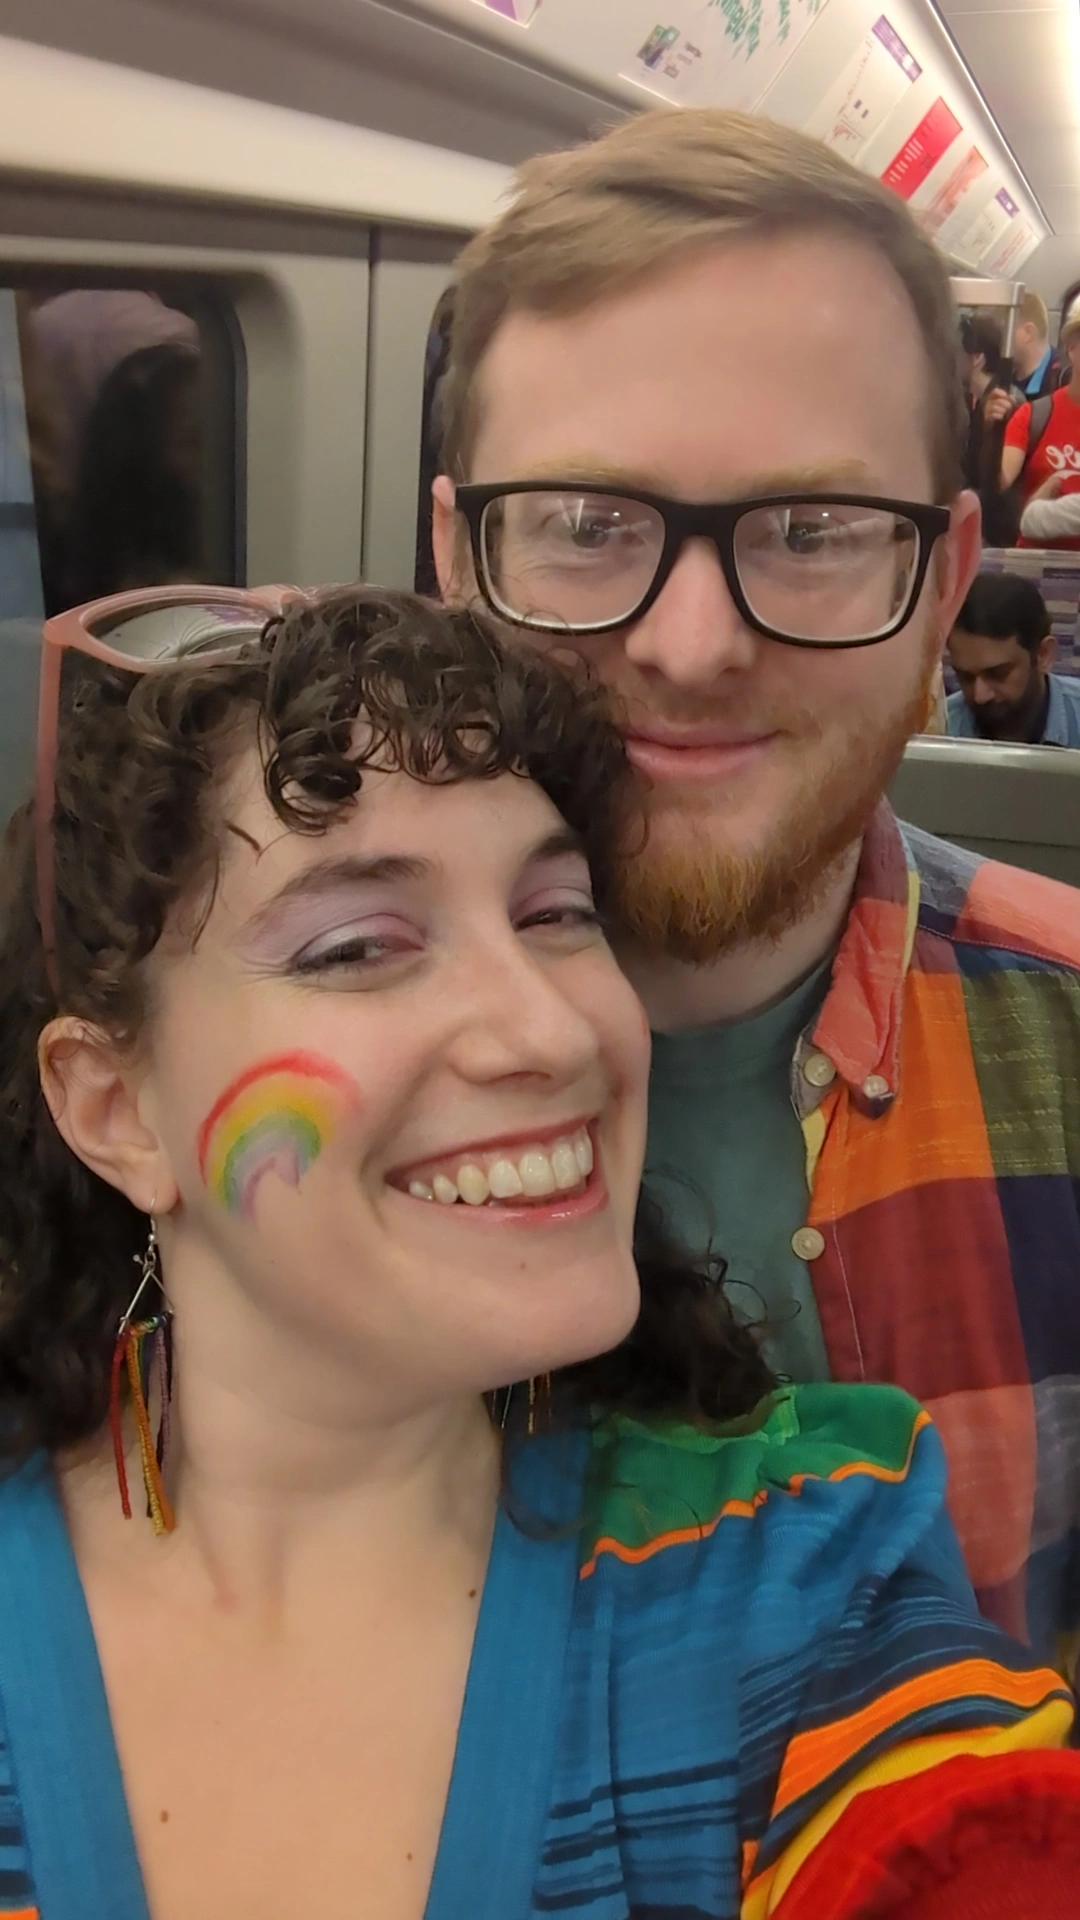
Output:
[0,1385,1070,1918]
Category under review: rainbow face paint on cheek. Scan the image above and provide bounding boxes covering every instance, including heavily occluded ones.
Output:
[196,1050,360,1219]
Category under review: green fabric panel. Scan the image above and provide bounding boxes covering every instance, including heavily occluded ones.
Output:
[961,969,1080,1179]
[581,1383,923,1562]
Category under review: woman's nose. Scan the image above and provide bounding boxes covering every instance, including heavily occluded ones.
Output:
[448,938,600,1087]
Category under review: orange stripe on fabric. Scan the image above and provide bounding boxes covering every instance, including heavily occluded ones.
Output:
[817,968,996,1219]
[740,1698,1074,1918]
[770,1658,1069,1820]
[581,1418,929,1580]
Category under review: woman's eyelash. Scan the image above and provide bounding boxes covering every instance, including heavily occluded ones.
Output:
[291,934,409,975]
[518,904,603,929]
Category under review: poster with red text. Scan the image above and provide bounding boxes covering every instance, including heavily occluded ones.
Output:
[880,98,962,202]
[920,146,989,242]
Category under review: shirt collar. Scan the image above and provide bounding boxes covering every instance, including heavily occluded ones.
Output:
[1043,675,1070,747]
[1025,346,1053,395]
[792,801,917,1120]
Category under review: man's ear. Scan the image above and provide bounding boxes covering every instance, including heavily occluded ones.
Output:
[933,492,982,659]
[432,474,472,604]
[1037,631,1057,674]
[38,1017,178,1215]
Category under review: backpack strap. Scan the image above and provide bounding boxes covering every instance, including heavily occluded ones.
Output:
[1028,392,1054,456]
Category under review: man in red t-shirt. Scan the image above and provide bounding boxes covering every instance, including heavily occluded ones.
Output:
[1001,309,1080,547]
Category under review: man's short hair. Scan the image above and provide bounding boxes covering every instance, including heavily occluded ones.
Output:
[1018,290,1049,340]
[955,571,1051,656]
[442,109,966,503]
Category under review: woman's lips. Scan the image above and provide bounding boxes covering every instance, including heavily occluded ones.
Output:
[625,731,776,783]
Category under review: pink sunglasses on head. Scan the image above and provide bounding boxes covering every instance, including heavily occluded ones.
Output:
[36,584,294,993]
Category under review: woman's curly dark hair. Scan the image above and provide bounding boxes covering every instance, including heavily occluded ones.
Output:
[0,585,773,1465]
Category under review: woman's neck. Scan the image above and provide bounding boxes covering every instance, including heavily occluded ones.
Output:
[60,1248,503,1630]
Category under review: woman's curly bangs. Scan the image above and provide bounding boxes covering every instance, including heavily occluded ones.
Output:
[253,588,632,862]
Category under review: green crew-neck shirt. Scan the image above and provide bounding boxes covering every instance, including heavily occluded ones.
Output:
[645,956,834,1384]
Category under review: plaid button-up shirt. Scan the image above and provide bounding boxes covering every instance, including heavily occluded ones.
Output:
[795,801,1080,1667]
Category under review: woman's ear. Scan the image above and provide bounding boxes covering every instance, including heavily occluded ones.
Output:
[38,1017,178,1215]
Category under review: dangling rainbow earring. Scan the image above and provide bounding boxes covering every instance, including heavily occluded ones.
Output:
[527,1373,552,1437]
[108,1216,175,1535]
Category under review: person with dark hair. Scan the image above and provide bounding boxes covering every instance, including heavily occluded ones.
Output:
[947,571,1080,745]
[66,340,201,605]
[0,582,1076,1917]
[958,312,1023,545]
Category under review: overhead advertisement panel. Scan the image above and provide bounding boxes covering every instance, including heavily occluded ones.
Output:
[804,16,921,162]
[793,0,1043,271]
[421,0,1046,271]
[621,0,830,113]
[880,96,961,199]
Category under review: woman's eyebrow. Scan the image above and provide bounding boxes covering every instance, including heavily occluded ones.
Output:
[241,853,432,938]
[523,825,587,866]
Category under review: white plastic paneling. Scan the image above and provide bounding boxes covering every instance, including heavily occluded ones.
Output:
[0,34,510,231]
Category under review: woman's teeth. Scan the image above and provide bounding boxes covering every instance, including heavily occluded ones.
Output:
[406,1127,594,1208]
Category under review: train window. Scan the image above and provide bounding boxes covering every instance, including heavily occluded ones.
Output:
[13,283,241,615]
[0,289,43,624]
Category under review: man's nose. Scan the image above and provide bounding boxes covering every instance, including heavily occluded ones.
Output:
[622,537,759,689]
[973,678,999,706]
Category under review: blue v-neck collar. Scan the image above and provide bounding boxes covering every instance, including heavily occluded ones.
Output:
[0,1453,150,1920]
[0,1436,586,1920]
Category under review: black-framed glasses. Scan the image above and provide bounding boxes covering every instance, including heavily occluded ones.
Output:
[455,484,952,650]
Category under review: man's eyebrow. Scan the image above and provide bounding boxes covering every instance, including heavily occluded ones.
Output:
[507,457,882,497]
[242,853,432,936]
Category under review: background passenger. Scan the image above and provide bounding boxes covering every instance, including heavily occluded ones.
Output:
[432,106,1080,1660]
[26,289,199,498]
[947,572,1080,746]
[1000,308,1080,545]
[1011,290,1060,401]
[0,583,1077,1919]
[67,341,201,604]
[959,311,1023,545]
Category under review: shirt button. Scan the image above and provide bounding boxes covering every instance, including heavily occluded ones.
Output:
[792,1226,826,1262]
[862,1074,891,1100]
[803,1050,837,1089]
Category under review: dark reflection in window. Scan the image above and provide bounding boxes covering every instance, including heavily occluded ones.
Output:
[415,286,455,597]
[13,287,235,614]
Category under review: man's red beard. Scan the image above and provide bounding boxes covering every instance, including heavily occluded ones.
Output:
[610,660,934,967]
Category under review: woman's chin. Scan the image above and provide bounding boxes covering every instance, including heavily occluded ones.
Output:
[487,1256,642,1389]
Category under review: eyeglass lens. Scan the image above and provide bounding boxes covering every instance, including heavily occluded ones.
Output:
[85,601,267,660]
[478,492,921,643]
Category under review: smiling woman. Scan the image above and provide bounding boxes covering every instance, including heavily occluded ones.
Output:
[0,586,1074,1920]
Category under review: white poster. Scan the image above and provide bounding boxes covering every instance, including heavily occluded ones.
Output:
[623,0,829,114]
[984,216,1035,277]
[954,183,1016,268]
[805,16,920,164]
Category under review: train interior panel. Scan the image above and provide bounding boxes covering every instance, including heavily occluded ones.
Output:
[0,0,1080,875]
